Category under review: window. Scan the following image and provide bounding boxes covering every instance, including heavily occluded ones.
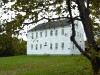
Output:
[77,32,79,37]
[62,43,64,49]
[45,30,47,37]
[55,43,58,49]
[40,32,42,37]
[55,30,58,36]
[82,44,84,49]
[36,44,38,50]
[26,34,28,37]
[40,44,42,49]
[73,44,74,50]
[82,34,83,38]
[74,45,76,49]
[50,30,53,36]
[80,33,81,38]
[36,32,38,38]
[61,29,64,35]
[31,44,33,50]
[50,43,52,50]
[76,24,78,29]
[44,42,47,46]
[32,33,33,39]
[65,33,68,37]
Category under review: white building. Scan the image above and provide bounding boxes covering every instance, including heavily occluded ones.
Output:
[27,19,85,55]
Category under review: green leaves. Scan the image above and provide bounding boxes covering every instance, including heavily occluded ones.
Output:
[34,11,38,22]
[0,34,26,56]
[90,0,100,18]
[56,6,61,14]
[57,0,63,4]
[89,0,100,37]
[2,0,9,4]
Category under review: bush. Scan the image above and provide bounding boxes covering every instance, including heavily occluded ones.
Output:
[0,33,26,57]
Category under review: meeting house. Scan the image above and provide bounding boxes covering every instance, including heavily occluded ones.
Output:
[27,19,85,55]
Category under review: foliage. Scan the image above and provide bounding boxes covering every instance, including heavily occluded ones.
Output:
[96,38,100,45]
[0,0,100,74]
[0,33,13,56]
[89,0,100,38]
[0,33,26,57]
[12,37,26,55]
[1,0,99,37]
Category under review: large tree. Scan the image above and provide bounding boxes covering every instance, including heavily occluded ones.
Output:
[0,0,100,75]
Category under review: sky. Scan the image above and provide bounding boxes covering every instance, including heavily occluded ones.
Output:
[0,1,85,41]
[0,2,28,40]
[0,1,99,41]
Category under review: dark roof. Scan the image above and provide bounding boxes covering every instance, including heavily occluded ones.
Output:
[28,19,71,32]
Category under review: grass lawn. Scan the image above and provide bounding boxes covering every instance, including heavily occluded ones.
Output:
[0,55,93,75]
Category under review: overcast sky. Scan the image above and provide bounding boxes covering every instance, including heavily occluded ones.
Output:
[1,1,99,41]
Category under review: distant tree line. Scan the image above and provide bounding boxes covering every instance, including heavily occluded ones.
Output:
[0,33,26,57]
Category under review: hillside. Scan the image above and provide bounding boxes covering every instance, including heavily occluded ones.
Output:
[0,55,92,75]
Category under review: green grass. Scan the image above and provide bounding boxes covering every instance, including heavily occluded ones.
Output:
[0,55,92,75]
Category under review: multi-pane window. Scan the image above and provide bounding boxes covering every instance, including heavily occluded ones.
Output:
[32,33,33,39]
[36,44,38,50]
[61,29,64,35]
[50,30,53,36]
[31,44,33,50]
[40,44,42,49]
[62,43,64,49]
[73,44,74,50]
[77,32,79,37]
[50,43,52,50]
[55,30,58,36]
[36,32,38,38]
[80,33,81,38]
[40,32,42,37]
[55,43,58,49]
[45,30,47,37]
[82,34,83,38]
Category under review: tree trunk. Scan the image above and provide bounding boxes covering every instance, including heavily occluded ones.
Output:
[75,0,100,75]
[76,0,97,51]
[91,57,100,75]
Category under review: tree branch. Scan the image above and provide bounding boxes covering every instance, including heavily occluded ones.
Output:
[67,0,91,60]
[23,16,69,25]
[76,0,97,51]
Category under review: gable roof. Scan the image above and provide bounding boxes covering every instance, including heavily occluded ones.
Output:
[28,19,71,32]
